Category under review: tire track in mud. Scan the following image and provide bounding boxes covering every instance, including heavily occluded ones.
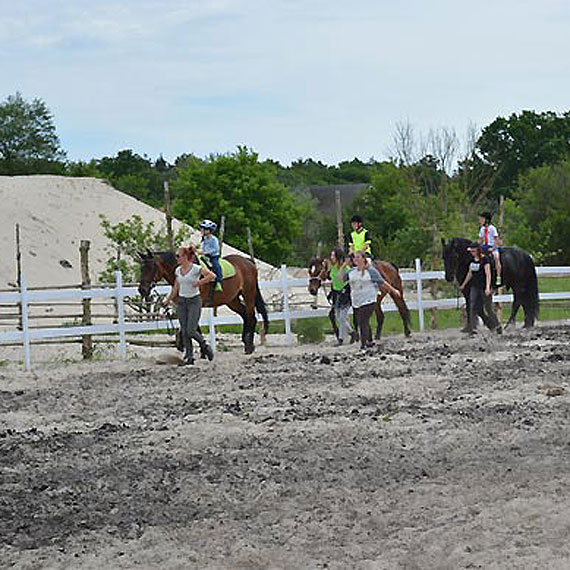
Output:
[1,325,570,567]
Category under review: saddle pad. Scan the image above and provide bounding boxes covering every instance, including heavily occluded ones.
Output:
[198,256,236,280]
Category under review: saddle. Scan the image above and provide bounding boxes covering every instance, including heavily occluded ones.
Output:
[197,255,236,280]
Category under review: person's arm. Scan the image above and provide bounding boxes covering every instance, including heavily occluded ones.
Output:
[484,261,492,296]
[493,227,502,246]
[163,280,180,305]
[368,267,400,298]
[194,266,216,287]
[460,269,472,290]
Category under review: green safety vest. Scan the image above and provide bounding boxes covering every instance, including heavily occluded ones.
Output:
[351,228,371,254]
[330,265,347,292]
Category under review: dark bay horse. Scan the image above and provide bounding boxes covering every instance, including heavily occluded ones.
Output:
[138,251,269,354]
[442,237,539,328]
[307,257,412,339]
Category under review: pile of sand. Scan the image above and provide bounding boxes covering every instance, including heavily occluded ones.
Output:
[0,175,277,288]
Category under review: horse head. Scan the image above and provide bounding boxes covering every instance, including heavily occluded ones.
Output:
[307,257,330,296]
[441,238,458,283]
[138,251,176,300]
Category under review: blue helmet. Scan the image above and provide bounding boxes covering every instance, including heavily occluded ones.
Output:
[199,219,217,232]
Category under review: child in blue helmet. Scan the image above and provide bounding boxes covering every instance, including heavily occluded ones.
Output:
[198,219,223,304]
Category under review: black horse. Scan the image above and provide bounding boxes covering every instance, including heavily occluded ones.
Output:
[442,237,539,329]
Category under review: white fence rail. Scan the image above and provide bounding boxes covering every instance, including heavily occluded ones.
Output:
[2,261,570,370]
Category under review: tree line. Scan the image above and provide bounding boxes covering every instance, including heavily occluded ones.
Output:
[2,92,570,267]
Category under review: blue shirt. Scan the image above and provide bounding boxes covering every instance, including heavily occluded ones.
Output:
[202,234,220,256]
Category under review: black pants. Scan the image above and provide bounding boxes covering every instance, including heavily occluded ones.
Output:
[353,303,375,347]
[468,287,499,331]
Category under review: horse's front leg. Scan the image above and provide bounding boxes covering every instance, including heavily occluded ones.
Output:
[375,293,386,339]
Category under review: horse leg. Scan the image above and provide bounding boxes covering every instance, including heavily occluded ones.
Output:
[226,297,255,354]
[375,294,385,339]
[505,290,522,328]
[390,288,411,337]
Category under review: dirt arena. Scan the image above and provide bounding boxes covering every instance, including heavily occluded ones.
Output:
[2,324,570,569]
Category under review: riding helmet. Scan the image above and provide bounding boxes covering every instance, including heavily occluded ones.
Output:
[199,219,217,231]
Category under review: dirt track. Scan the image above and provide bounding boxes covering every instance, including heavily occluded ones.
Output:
[2,325,570,569]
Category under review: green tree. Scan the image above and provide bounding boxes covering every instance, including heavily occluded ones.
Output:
[96,150,169,206]
[171,147,306,266]
[476,110,570,198]
[504,160,570,264]
[99,214,191,283]
[0,92,66,174]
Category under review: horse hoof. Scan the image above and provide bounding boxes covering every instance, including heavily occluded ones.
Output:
[244,344,255,355]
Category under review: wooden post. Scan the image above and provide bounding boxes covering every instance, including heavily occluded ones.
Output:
[164,181,174,252]
[335,189,344,247]
[246,226,255,262]
[80,240,93,359]
[218,215,225,256]
[496,194,505,324]
[15,224,22,330]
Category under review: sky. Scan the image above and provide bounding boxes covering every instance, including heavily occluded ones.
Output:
[2,0,570,166]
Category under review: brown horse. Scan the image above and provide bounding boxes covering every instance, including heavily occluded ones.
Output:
[307,257,411,339]
[138,251,269,354]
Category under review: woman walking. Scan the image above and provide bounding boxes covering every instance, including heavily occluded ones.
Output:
[163,245,215,364]
[348,251,401,349]
[329,247,355,345]
[460,242,501,335]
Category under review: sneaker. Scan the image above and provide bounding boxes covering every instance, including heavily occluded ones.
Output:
[349,331,359,344]
[180,356,194,366]
[495,277,502,287]
[337,339,344,346]
[215,282,223,292]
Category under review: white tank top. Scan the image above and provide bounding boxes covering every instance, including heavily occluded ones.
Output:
[175,264,202,298]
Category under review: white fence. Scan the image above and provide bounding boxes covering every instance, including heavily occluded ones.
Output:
[1,261,570,370]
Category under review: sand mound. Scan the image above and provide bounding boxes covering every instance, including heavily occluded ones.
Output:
[0,175,276,288]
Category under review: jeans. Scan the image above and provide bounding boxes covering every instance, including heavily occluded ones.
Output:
[208,254,223,284]
[353,303,375,347]
[177,295,208,360]
[468,287,499,331]
[334,299,353,342]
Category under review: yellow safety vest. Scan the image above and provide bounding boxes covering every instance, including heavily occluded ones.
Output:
[351,228,371,254]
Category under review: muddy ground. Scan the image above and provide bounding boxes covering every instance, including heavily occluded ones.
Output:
[2,324,570,569]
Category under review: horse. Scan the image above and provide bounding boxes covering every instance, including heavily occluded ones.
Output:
[138,251,269,354]
[307,257,412,339]
[441,237,539,329]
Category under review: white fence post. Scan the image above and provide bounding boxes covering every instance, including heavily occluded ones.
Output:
[415,258,425,332]
[21,272,32,371]
[115,271,127,359]
[208,307,216,352]
[281,264,293,345]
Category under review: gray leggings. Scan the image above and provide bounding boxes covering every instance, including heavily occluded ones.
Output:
[177,295,207,359]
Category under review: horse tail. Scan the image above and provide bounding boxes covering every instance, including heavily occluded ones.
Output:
[526,259,539,325]
[255,283,269,334]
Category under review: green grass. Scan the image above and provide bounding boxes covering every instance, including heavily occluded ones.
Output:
[538,276,570,293]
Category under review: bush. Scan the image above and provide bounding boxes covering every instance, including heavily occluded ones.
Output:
[293,318,326,344]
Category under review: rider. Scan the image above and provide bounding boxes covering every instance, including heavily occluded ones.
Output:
[346,215,373,261]
[477,211,502,287]
[198,219,223,306]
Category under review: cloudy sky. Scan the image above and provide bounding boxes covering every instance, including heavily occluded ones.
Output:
[2,0,570,165]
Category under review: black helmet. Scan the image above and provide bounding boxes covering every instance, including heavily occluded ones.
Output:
[350,214,363,224]
[479,211,492,223]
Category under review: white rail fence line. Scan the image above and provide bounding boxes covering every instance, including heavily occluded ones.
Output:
[2,261,570,370]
